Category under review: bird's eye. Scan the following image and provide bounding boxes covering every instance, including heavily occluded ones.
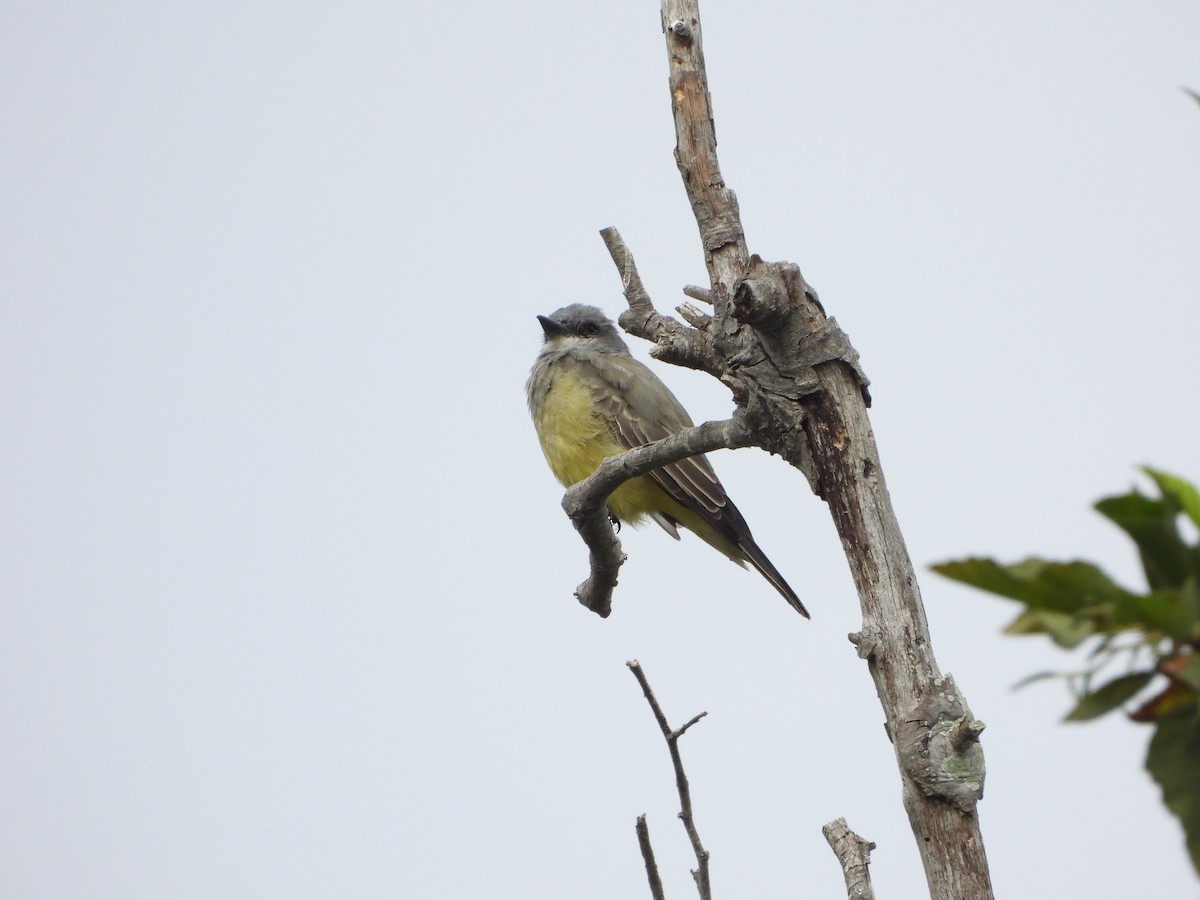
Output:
[580,323,599,337]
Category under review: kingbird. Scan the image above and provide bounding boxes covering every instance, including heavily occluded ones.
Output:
[526,304,808,617]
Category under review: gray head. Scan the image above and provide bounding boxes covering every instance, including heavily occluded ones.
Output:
[536,304,630,356]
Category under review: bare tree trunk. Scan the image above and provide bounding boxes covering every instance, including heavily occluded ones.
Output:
[570,2,995,895]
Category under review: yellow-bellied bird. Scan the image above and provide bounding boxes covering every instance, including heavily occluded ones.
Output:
[526,304,807,617]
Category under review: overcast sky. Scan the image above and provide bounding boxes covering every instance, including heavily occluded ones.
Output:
[3,2,1199,897]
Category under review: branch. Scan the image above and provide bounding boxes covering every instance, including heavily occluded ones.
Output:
[628,660,711,900]
[645,2,994,896]
[636,815,666,900]
[564,417,752,618]
[600,226,731,382]
[660,1,748,292]
[822,818,876,900]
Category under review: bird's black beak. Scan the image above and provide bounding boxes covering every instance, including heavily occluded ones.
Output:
[537,315,570,338]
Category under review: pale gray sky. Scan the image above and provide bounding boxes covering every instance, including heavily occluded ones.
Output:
[2,2,1198,897]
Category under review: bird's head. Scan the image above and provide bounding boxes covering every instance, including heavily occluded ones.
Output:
[536,304,630,356]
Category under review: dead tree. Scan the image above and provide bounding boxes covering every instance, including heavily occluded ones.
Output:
[560,1,993,897]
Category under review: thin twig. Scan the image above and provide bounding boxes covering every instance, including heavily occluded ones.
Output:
[628,660,711,900]
[564,417,752,617]
[636,815,666,900]
[822,818,876,900]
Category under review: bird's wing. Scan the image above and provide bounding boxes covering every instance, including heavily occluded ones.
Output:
[580,353,810,618]
[585,354,741,540]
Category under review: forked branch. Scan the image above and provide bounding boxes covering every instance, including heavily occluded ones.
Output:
[628,660,712,900]
[600,227,731,383]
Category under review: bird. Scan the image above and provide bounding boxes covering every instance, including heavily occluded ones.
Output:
[526,303,808,617]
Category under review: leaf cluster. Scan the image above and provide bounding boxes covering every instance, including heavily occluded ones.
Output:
[933,468,1200,877]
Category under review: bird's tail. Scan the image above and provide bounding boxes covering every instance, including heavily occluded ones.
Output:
[741,539,810,618]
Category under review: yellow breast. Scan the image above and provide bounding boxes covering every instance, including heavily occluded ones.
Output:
[533,372,623,486]
[533,368,669,525]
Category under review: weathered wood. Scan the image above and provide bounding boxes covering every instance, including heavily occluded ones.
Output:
[806,359,991,896]
[565,2,994,893]
[652,1,995,896]
[822,818,877,900]
[660,0,749,290]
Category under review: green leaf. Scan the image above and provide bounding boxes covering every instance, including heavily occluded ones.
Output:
[1145,701,1200,877]
[1095,491,1192,590]
[1175,655,1200,692]
[1064,671,1157,722]
[1142,468,1200,533]
[933,557,1129,615]
[1112,588,1200,641]
[1003,609,1095,649]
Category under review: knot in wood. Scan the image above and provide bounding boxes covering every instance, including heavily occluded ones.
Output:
[668,19,693,41]
[733,271,790,330]
[897,676,986,812]
[849,626,881,660]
